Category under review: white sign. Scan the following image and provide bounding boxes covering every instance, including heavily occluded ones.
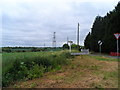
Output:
[98,40,102,45]
[114,33,120,40]
[68,41,73,53]
[98,40,101,44]
[99,42,102,45]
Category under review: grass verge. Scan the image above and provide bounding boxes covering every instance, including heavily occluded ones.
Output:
[90,55,118,61]
[2,51,73,87]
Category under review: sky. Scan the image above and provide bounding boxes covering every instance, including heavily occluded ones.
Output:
[1,0,120,47]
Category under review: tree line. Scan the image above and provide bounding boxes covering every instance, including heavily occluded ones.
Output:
[84,2,120,53]
[2,47,62,52]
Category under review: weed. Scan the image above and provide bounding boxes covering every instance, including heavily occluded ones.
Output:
[90,82,103,89]
[27,65,45,80]
[29,83,37,88]
[13,84,21,88]
[90,56,117,61]
[70,64,77,69]
[89,65,101,70]
[2,51,72,87]
[102,71,118,80]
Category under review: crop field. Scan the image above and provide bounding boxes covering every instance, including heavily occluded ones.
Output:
[2,51,73,87]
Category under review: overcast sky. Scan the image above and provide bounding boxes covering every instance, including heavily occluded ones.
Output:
[1,0,119,47]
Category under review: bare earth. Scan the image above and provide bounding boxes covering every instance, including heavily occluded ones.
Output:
[11,55,118,88]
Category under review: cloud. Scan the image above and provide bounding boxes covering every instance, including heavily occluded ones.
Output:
[1,0,120,47]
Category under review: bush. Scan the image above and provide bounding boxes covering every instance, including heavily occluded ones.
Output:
[62,44,69,49]
[27,65,45,80]
[2,51,72,87]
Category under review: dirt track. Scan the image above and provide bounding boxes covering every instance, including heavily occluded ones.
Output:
[11,55,118,88]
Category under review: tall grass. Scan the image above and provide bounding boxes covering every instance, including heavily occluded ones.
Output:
[2,51,73,87]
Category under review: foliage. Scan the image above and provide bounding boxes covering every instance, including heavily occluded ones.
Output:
[71,44,80,50]
[2,51,72,87]
[62,44,69,49]
[84,32,91,50]
[27,65,45,79]
[84,2,120,53]
[2,47,62,52]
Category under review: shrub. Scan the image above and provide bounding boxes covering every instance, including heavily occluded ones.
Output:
[2,51,72,87]
[27,65,45,80]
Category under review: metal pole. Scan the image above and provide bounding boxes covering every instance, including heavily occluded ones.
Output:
[70,43,71,53]
[117,39,119,89]
[100,45,101,54]
[77,23,79,45]
[117,39,119,59]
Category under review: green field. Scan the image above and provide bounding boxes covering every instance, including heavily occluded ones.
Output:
[2,51,73,87]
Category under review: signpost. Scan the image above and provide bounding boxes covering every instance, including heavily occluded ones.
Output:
[68,41,73,53]
[98,40,102,54]
[114,33,120,89]
[114,33,120,59]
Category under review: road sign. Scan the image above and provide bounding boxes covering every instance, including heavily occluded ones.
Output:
[98,40,102,54]
[114,33,120,60]
[99,42,102,45]
[114,33,120,40]
[68,41,73,53]
[98,40,101,44]
[98,40,102,45]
